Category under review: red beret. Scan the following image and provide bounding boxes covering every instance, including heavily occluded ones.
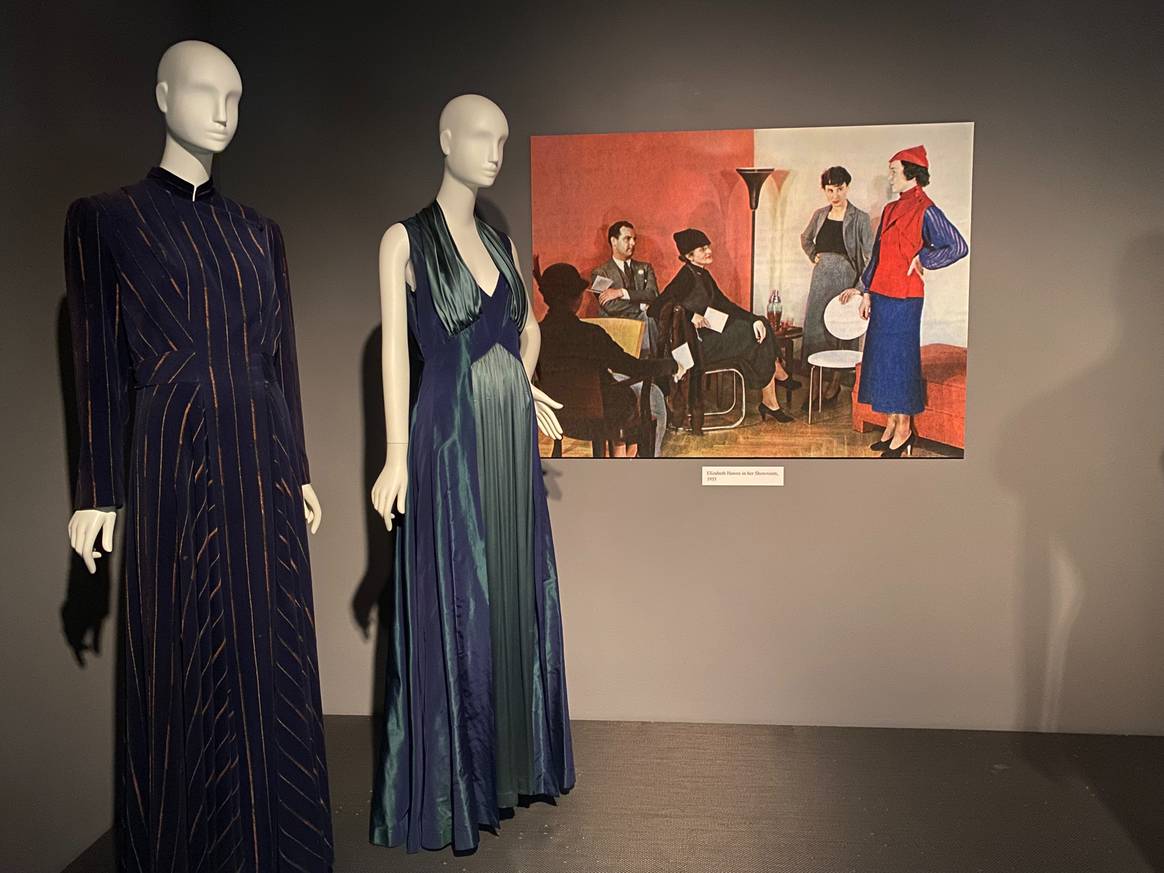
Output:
[890,145,928,168]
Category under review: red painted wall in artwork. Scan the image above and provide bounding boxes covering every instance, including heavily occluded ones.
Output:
[529,129,755,320]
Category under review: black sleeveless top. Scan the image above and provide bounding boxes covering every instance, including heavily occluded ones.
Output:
[814,217,846,255]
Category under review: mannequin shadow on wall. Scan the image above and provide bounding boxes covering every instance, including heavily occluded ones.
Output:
[56,298,112,666]
[57,296,124,872]
[997,235,1164,867]
[353,325,398,743]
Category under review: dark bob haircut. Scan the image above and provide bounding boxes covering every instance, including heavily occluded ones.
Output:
[820,166,852,188]
[902,161,930,187]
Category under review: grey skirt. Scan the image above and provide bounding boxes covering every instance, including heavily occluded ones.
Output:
[803,252,858,359]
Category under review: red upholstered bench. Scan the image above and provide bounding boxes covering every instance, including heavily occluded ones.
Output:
[852,343,967,450]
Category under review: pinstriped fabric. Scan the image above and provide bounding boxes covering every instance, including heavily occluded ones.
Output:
[64,167,333,873]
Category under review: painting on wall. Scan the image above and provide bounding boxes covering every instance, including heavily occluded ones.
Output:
[529,121,973,459]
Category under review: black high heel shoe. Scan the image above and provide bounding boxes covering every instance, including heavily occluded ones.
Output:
[758,402,794,423]
[870,433,894,451]
[880,430,916,458]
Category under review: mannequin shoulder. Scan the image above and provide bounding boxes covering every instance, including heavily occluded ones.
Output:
[379,223,415,290]
[380,222,411,262]
[66,188,131,224]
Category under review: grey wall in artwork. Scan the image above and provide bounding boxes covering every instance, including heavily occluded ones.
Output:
[3,2,1162,871]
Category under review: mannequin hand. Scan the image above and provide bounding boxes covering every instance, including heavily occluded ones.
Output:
[907,255,924,277]
[68,508,117,574]
[839,288,859,304]
[302,484,322,534]
[530,384,564,441]
[858,293,872,320]
[371,458,408,531]
[753,319,767,343]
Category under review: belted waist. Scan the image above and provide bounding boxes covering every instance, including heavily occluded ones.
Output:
[132,349,278,389]
[467,320,521,364]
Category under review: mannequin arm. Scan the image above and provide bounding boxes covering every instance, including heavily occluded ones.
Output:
[302,483,321,534]
[370,223,411,530]
[68,508,117,574]
[511,241,563,440]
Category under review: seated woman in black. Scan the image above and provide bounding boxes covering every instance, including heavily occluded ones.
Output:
[537,262,679,456]
[647,228,795,423]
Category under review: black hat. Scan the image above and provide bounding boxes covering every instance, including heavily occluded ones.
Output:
[673,227,711,258]
[536,262,590,307]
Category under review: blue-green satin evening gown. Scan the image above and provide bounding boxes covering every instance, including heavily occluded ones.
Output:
[370,207,575,853]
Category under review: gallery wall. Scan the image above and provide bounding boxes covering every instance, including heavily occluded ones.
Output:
[3,2,1163,871]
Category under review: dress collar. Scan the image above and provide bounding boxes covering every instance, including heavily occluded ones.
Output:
[146,166,217,202]
[897,184,925,205]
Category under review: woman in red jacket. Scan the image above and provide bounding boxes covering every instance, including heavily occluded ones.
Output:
[841,145,968,457]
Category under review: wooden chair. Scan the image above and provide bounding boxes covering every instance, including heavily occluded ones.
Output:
[659,302,747,436]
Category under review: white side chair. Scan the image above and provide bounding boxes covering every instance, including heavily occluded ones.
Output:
[807,294,868,424]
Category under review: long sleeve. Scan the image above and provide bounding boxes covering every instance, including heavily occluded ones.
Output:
[918,204,969,270]
[855,209,875,282]
[646,267,690,320]
[65,196,130,510]
[269,220,311,484]
[858,222,883,292]
[801,210,820,260]
[709,275,755,324]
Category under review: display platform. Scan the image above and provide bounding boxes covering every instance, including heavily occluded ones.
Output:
[64,716,1164,873]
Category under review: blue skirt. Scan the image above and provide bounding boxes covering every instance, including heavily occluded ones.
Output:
[857,294,926,415]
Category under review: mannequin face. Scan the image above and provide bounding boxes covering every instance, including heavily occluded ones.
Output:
[156,42,243,155]
[439,95,509,189]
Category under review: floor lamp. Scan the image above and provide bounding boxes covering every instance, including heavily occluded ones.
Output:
[735,167,774,301]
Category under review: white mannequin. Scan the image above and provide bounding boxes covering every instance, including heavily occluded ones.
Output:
[370,94,562,529]
[68,40,321,574]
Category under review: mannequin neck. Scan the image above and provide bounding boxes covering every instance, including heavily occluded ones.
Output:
[435,169,479,228]
[158,133,214,187]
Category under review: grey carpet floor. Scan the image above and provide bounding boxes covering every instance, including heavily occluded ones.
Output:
[65,716,1164,872]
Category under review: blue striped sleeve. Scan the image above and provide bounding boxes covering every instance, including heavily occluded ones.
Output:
[919,205,968,270]
[859,227,881,291]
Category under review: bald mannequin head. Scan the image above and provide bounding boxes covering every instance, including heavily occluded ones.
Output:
[155,40,242,155]
[438,94,509,189]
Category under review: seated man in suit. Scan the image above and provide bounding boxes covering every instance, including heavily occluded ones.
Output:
[538,262,680,457]
[591,220,659,355]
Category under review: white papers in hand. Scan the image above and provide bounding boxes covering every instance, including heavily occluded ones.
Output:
[702,306,728,332]
[672,342,695,370]
[590,275,613,293]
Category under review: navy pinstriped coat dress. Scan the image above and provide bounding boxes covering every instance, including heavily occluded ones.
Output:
[64,167,333,872]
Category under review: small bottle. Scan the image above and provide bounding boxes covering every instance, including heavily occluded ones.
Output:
[766,289,783,332]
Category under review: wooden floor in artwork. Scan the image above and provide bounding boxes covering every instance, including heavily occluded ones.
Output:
[538,389,963,460]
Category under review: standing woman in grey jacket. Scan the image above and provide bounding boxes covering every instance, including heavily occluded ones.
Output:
[799,166,875,404]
